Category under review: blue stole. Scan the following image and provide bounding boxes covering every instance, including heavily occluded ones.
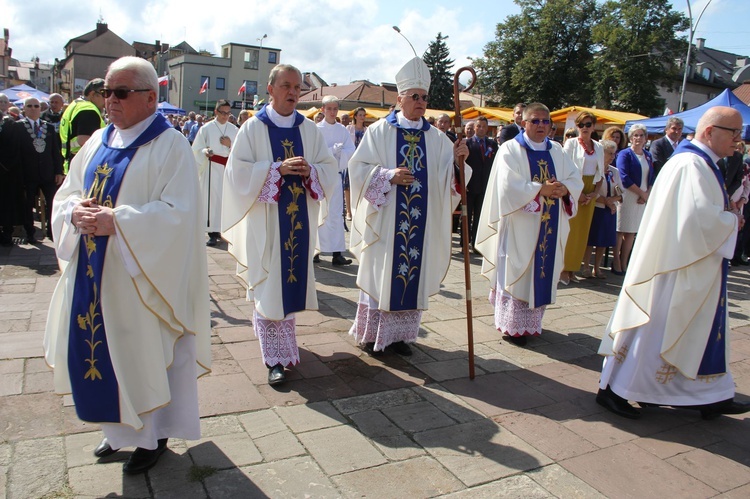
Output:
[68,114,172,423]
[387,111,430,311]
[515,133,559,308]
[256,105,310,316]
[674,141,729,376]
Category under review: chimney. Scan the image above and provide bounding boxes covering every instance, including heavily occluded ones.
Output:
[696,38,705,51]
[96,22,108,37]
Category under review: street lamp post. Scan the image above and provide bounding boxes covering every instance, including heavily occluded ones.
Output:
[392,26,418,58]
[678,0,713,112]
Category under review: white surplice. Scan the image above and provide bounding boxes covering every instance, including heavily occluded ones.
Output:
[599,142,739,406]
[192,119,239,233]
[44,115,212,444]
[316,119,355,252]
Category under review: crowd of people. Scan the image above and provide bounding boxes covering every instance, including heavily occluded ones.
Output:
[1,53,749,477]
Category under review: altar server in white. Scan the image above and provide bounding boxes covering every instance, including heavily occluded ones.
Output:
[597,106,750,420]
[192,99,238,246]
[315,95,355,265]
[348,57,469,357]
[475,103,583,347]
[44,56,211,474]
[222,64,339,386]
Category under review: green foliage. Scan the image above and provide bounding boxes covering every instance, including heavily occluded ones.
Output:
[591,0,688,115]
[472,0,688,115]
[423,32,455,111]
[472,0,598,109]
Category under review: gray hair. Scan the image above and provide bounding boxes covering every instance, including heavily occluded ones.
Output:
[522,102,550,120]
[268,64,302,86]
[106,56,158,92]
[666,116,684,129]
[628,123,648,139]
[599,139,617,153]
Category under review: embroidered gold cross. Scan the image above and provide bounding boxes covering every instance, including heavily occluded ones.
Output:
[655,363,678,384]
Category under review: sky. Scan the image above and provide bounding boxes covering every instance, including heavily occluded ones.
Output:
[3,0,746,87]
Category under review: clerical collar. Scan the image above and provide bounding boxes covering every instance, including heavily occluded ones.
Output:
[691,139,720,165]
[523,132,547,151]
[110,113,158,148]
[396,112,423,130]
[266,106,296,128]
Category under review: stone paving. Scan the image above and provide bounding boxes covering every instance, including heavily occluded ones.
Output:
[2,232,750,498]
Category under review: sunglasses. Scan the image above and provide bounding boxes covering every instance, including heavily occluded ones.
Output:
[528,119,551,125]
[25,104,41,108]
[577,122,594,129]
[408,93,429,103]
[216,110,231,116]
[98,88,151,99]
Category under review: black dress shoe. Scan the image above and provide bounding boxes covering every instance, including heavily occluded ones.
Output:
[731,257,750,267]
[596,386,641,419]
[94,437,119,458]
[122,438,168,475]
[331,254,352,266]
[505,335,528,346]
[26,236,39,245]
[312,254,320,263]
[362,342,384,357]
[268,364,286,386]
[698,399,750,420]
[389,341,412,356]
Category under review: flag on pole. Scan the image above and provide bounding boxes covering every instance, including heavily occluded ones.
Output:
[158,75,169,87]
[238,81,246,95]
[199,78,209,94]
[663,107,674,116]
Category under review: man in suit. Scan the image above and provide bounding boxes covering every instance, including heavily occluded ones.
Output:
[466,116,498,248]
[650,116,683,177]
[498,103,526,145]
[16,97,64,243]
[718,141,745,204]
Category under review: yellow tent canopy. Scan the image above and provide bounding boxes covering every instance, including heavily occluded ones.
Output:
[461,106,514,123]
[549,106,647,126]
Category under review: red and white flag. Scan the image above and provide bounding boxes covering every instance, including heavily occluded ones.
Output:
[663,107,674,116]
[158,75,169,87]
[238,81,246,95]
[199,78,209,94]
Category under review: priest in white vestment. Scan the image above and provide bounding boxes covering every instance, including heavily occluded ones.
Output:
[475,103,583,347]
[44,57,211,475]
[192,99,239,246]
[315,95,355,265]
[348,57,469,356]
[222,64,339,386]
[597,106,749,420]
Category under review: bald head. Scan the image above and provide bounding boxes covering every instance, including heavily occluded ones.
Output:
[696,106,744,158]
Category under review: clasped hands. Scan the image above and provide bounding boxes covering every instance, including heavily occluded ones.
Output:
[280,156,311,178]
[71,198,116,236]
[539,178,568,199]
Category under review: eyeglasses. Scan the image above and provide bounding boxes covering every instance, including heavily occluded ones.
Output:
[712,124,742,139]
[25,104,41,108]
[577,122,593,129]
[528,119,551,126]
[407,93,429,103]
[216,110,231,116]
[98,88,152,99]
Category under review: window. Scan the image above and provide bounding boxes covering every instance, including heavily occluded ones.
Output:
[244,49,259,70]
[222,47,229,58]
[246,81,258,95]
[216,77,225,90]
[268,52,277,64]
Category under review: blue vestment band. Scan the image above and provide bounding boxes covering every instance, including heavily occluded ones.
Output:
[515,133,559,308]
[386,111,430,311]
[68,114,172,423]
[256,106,310,316]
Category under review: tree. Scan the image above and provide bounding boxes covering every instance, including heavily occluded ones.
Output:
[591,0,688,116]
[471,0,598,109]
[423,32,455,111]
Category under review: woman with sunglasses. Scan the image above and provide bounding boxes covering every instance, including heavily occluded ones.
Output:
[560,111,604,284]
[614,124,654,275]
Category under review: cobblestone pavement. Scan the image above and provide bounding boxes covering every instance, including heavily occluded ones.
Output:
[2,232,750,498]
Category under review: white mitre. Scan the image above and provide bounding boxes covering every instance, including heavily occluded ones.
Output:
[396,57,431,93]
